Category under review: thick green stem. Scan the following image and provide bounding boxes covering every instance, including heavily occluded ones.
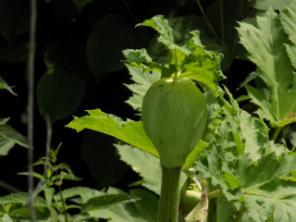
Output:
[158,166,181,222]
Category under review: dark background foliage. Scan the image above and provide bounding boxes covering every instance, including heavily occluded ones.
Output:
[0,0,255,194]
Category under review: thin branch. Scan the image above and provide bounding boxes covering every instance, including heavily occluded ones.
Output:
[195,0,222,44]
[120,0,137,23]
[0,180,20,193]
[58,186,69,222]
[45,115,52,168]
[27,0,37,221]
[219,0,225,45]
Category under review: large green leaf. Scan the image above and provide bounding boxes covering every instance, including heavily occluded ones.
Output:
[241,179,296,222]
[122,49,161,111]
[37,68,85,122]
[81,132,128,187]
[87,14,138,75]
[195,92,296,221]
[280,3,296,67]
[237,8,296,127]
[116,144,161,194]
[252,0,293,10]
[116,144,187,195]
[67,108,158,157]
[85,188,158,222]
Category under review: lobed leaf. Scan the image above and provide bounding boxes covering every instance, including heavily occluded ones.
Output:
[237,7,296,127]
[195,91,296,221]
[85,188,158,222]
[116,144,162,194]
[252,0,293,10]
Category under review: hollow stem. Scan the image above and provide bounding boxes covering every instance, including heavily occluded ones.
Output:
[158,166,181,222]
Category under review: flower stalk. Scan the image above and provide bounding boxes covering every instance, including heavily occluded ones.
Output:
[157,166,181,222]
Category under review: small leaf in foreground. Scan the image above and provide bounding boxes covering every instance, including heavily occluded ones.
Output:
[0,77,16,96]
[0,122,28,156]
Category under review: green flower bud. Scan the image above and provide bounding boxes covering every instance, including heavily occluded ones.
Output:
[142,77,207,168]
[181,188,202,215]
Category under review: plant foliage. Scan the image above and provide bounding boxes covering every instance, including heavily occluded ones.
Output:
[237,5,296,127]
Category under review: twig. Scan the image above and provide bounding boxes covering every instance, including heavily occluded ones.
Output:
[45,115,52,170]
[120,0,136,23]
[195,0,222,44]
[219,0,225,45]
[0,180,20,192]
[27,0,37,221]
[58,186,69,222]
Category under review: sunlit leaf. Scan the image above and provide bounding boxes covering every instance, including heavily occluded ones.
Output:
[67,108,158,157]
[86,188,158,222]
[237,7,296,127]
[116,144,161,194]
[252,0,293,10]
[122,49,161,111]
[195,90,296,221]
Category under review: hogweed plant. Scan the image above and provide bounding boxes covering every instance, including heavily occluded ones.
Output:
[68,15,222,221]
[67,7,296,222]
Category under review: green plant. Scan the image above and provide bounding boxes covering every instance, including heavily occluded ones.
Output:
[0,77,27,157]
[0,145,140,222]
[67,9,296,221]
[0,76,28,196]
[67,15,222,221]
